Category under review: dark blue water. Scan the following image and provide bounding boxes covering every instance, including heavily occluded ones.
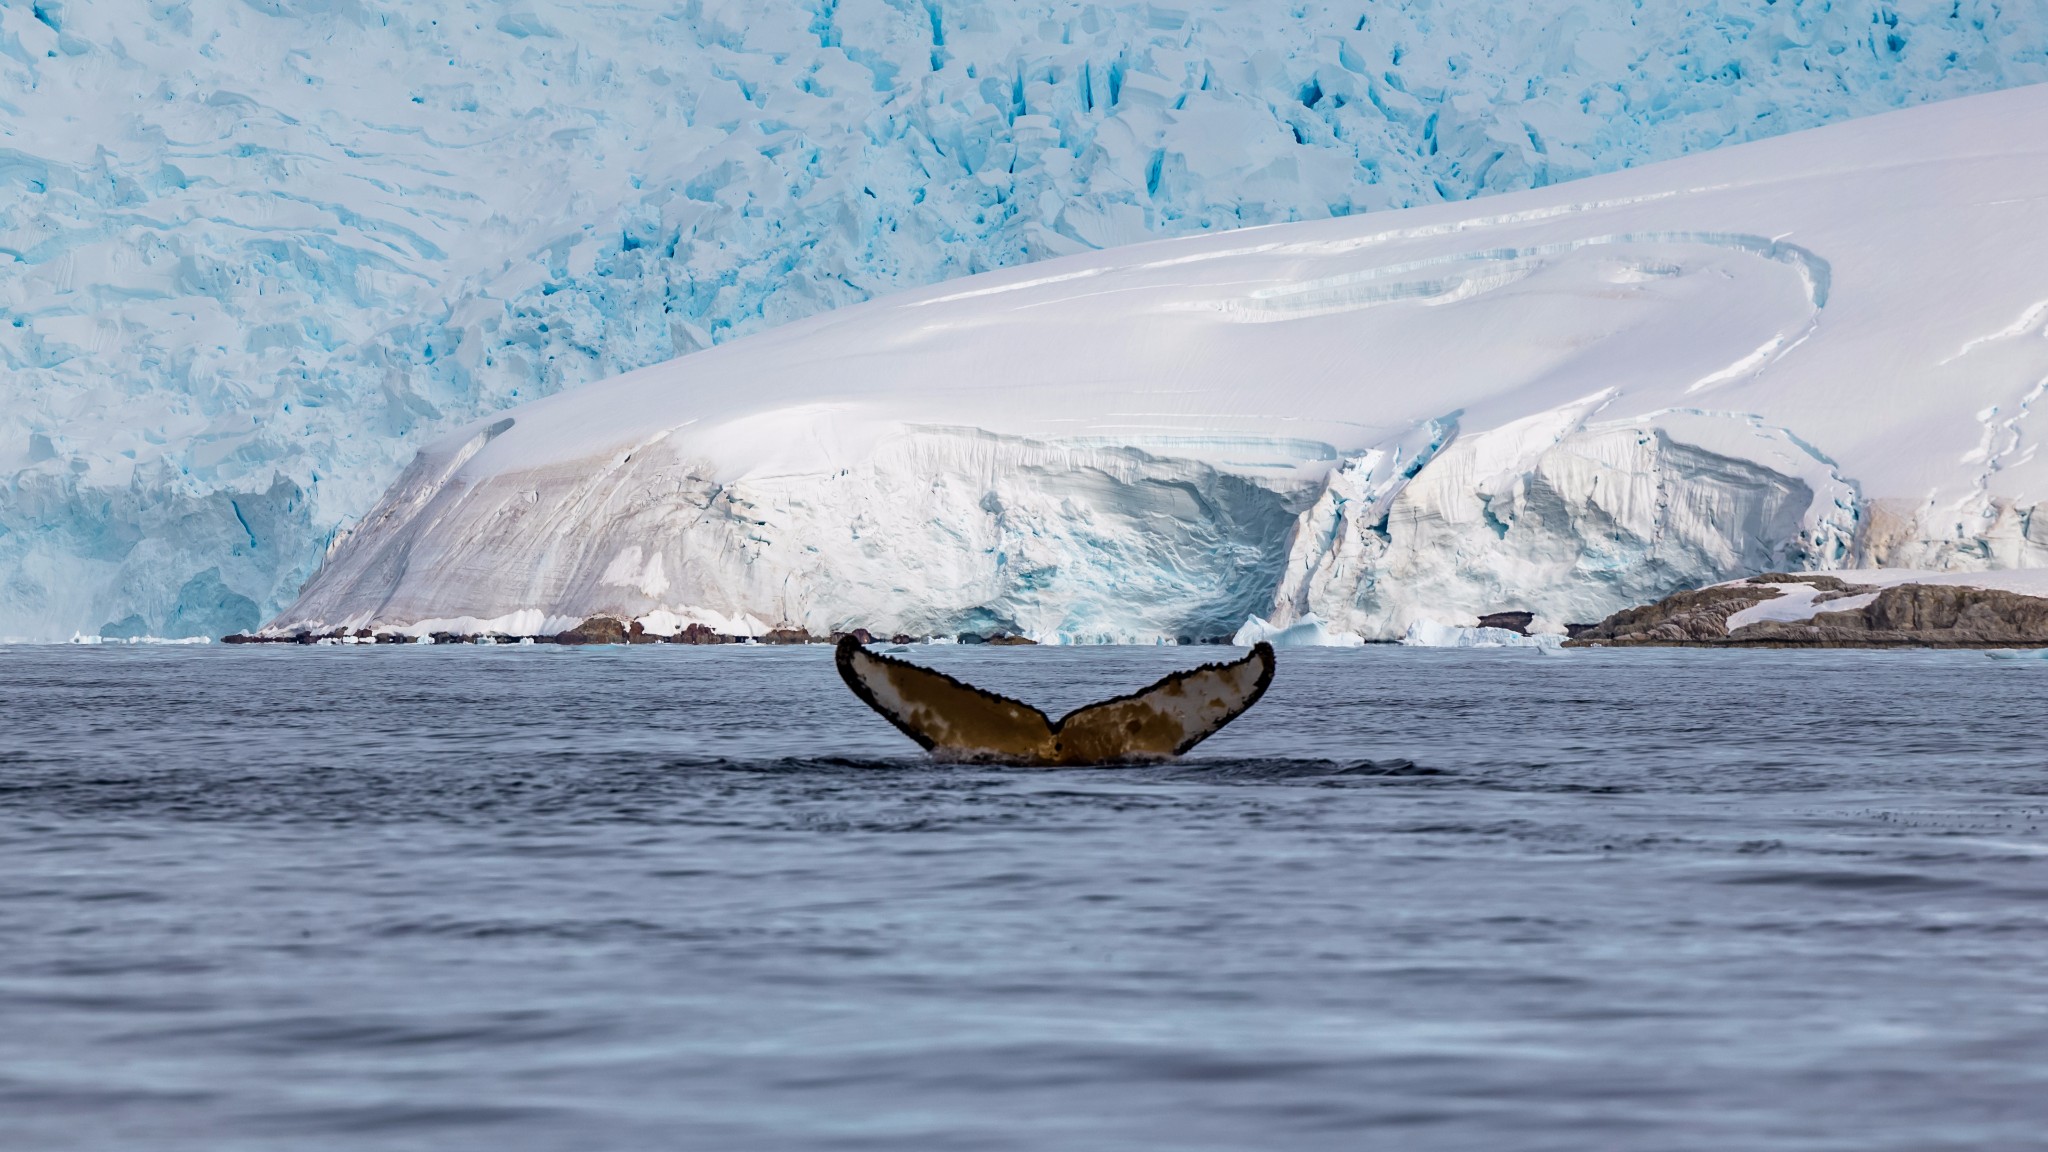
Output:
[4,644,2048,1150]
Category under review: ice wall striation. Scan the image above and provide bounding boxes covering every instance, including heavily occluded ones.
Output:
[6,2,2048,638]
[273,89,2048,643]
[299,425,1314,643]
[1273,407,1862,637]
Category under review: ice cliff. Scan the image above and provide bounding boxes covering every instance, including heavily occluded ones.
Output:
[274,86,2048,643]
[6,2,2048,639]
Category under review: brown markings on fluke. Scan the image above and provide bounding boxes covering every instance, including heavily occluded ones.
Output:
[835,636,1276,765]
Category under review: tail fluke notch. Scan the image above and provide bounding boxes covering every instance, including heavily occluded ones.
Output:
[835,638,1275,765]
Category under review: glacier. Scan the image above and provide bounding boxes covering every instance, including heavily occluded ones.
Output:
[273,85,2048,643]
[6,2,2048,640]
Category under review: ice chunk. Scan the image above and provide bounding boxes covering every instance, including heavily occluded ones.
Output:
[1231,615,1362,648]
[1400,620,1564,650]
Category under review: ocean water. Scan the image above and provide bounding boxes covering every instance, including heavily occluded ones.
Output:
[3,644,2046,1151]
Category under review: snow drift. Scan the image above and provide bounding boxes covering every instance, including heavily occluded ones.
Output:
[275,85,2048,643]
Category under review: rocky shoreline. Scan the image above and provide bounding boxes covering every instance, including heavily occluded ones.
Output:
[222,572,2048,650]
[220,618,1052,647]
[1566,574,2048,649]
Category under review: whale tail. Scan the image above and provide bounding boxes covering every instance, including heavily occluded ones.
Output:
[835,637,1275,766]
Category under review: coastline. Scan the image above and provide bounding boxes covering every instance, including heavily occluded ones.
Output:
[1567,571,2048,649]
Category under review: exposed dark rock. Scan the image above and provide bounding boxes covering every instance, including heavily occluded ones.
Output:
[1565,584,1783,646]
[552,616,631,645]
[831,628,875,645]
[1745,572,1876,594]
[1564,623,1599,639]
[985,633,1037,646]
[1475,611,1534,635]
[890,634,915,645]
[759,628,814,645]
[1730,583,2048,647]
[672,623,728,644]
[1866,583,2048,635]
[1570,579,2048,648]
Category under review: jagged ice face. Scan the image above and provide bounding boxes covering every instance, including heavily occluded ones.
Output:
[4,0,2046,639]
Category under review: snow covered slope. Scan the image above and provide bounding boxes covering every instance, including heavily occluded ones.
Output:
[275,85,2048,643]
[7,2,2048,640]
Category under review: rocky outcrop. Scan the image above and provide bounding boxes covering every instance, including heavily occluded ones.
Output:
[1475,611,1535,636]
[1564,581,1787,645]
[552,616,632,645]
[1569,575,2048,648]
[1736,584,2048,647]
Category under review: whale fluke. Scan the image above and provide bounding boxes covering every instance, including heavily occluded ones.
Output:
[835,637,1276,765]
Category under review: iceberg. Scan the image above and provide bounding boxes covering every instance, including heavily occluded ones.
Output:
[5,2,2048,639]
[268,87,2048,643]
[1400,621,1564,651]
[1232,615,1361,649]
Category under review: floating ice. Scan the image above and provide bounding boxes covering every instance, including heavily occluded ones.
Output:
[1400,621,1565,651]
[1232,615,1361,649]
[1986,649,2048,661]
